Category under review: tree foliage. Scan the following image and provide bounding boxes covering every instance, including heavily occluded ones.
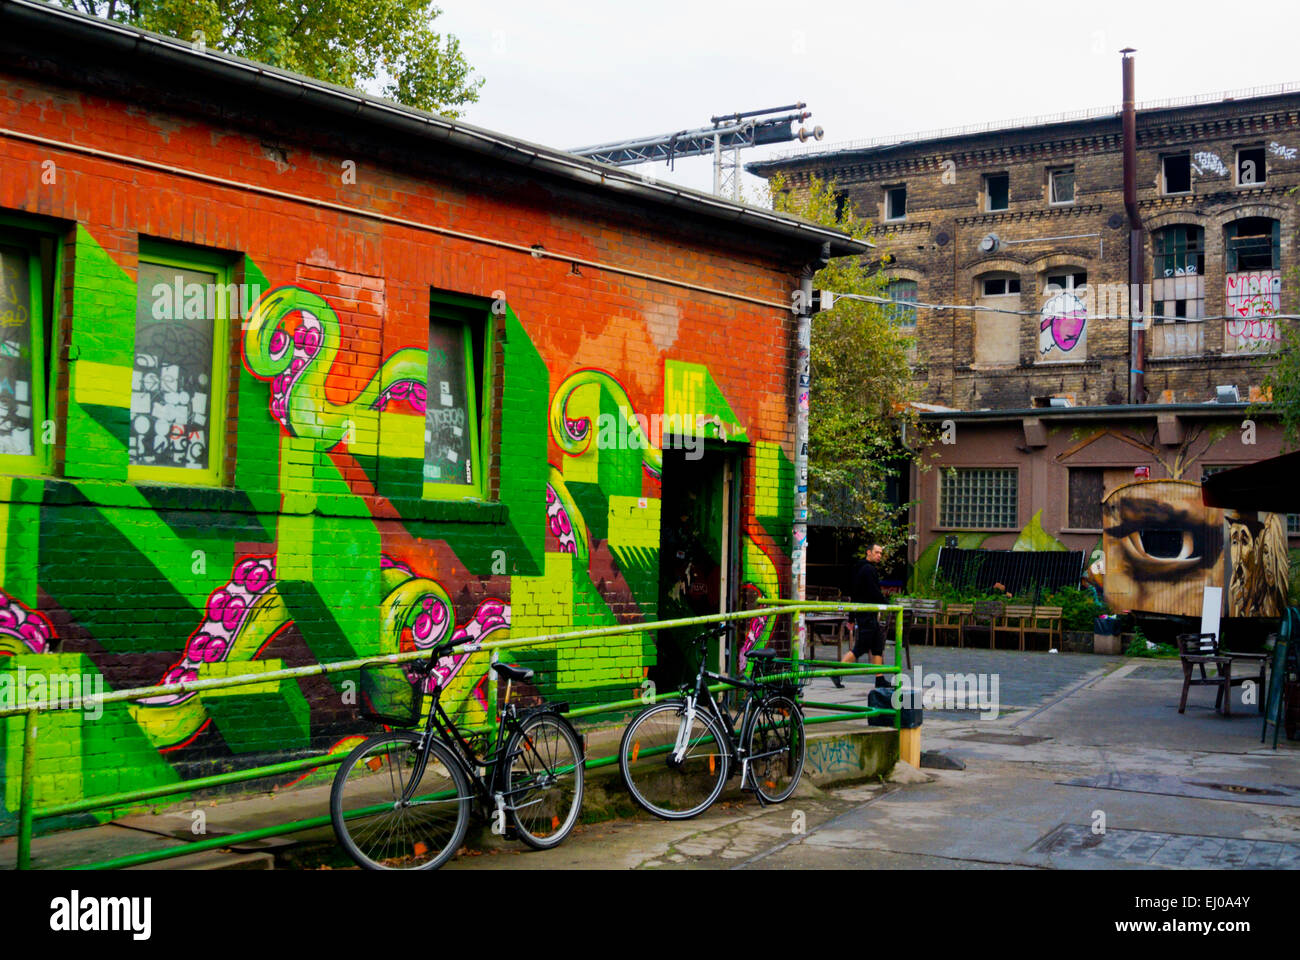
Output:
[57,0,484,117]
[766,174,920,555]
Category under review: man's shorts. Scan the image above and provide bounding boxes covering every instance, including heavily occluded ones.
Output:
[851,616,884,658]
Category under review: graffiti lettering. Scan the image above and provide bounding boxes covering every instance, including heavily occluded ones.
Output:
[1191,151,1226,177]
[1269,142,1297,161]
[1225,272,1281,351]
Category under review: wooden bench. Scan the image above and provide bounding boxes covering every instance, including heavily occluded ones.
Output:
[995,604,1035,650]
[962,600,1003,648]
[1024,605,1063,651]
[935,603,971,647]
[1178,632,1268,717]
[905,598,942,647]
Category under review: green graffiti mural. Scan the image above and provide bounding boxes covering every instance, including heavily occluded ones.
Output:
[0,233,792,833]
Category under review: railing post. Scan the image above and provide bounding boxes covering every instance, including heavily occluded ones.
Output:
[17,707,38,870]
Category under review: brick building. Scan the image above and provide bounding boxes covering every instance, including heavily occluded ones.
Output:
[0,0,862,827]
[752,85,1300,607]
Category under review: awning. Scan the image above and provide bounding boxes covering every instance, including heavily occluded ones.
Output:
[1200,451,1300,513]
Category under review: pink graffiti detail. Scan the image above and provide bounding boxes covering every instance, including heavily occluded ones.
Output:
[564,415,589,443]
[424,598,512,715]
[546,484,578,554]
[371,380,428,414]
[1040,311,1086,353]
[270,314,323,426]
[140,556,278,706]
[0,590,56,655]
[1226,272,1282,348]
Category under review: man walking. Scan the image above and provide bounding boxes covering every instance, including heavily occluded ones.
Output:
[833,542,887,688]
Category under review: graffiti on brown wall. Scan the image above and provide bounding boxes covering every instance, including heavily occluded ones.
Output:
[1226,510,1289,617]
[1102,479,1224,617]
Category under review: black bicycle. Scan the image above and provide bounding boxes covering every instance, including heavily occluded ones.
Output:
[330,645,585,870]
[619,623,805,820]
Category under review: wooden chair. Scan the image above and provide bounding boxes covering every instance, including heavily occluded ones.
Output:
[935,603,971,647]
[906,598,941,647]
[1177,632,1268,717]
[963,600,1003,648]
[995,604,1034,650]
[1024,605,1063,651]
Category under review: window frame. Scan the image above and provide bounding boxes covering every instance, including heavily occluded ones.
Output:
[421,290,494,503]
[1161,153,1193,195]
[937,466,1019,530]
[884,185,907,222]
[0,216,63,479]
[884,278,918,329]
[1235,145,1267,187]
[984,173,1010,212]
[1048,167,1076,205]
[127,241,234,487]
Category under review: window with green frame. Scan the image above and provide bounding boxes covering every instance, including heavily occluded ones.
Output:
[422,291,492,501]
[128,242,233,485]
[0,223,60,477]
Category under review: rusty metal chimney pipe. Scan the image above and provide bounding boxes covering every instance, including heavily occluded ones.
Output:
[1122,49,1145,403]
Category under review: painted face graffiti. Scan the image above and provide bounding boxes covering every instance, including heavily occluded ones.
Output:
[1039,291,1087,358]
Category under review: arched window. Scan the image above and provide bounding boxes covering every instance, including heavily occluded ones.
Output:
[1224,217,1281,354]
[1038,268,1087,362]
[1152,225,1205,322]
[885,279,917,328]
[973,272,1022,366]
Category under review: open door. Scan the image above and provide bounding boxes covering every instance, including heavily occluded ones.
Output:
[652,446,742,690]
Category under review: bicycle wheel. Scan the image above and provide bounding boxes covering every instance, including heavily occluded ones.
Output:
[619,700,729,820]
[744,694,804,804]
[330,732,471,870]
[504,712,585,850]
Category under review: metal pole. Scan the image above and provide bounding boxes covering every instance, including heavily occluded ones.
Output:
[17,707,37,870]
[794,269,814,659]
[713,133,722,195]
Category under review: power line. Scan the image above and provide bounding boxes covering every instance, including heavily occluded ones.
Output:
[827,290,1300,325]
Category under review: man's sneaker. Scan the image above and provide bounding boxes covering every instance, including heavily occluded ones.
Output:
[874,674,892,689]
[831,675,844,689]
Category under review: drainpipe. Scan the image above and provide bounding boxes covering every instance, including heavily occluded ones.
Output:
[1122,48,1146,403]
[792,244,829,659]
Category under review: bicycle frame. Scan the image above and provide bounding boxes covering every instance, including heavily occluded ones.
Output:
[401,672,571,822]
[671,635,799,796]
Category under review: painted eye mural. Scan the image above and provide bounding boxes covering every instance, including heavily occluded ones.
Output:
[1102,480,1224,617]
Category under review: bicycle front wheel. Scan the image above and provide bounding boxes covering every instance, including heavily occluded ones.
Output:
[504,712,585,849]
[619,700,728,820]
[330,732,471,870]
[744,694,805,804]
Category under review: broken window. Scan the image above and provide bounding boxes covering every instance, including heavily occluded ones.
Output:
[1049,167,1075,204]
[1236,146,1267,186]
[1226,218,1280,272]
[985,173,1009,212]
[885,185,907,221]
[1162,154,1192,194]
[1153,225,1206,325]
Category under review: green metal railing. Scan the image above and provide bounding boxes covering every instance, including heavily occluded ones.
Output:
[4,601,904,870]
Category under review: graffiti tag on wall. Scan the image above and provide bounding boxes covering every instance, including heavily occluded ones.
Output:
[1225,271,1282,350]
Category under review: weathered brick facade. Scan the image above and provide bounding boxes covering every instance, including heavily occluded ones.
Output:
[0,4,858,827]
[754,89,1300,409]
[754,87,1300,582]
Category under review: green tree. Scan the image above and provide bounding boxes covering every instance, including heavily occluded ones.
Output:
[767,173,920,556]
[57,0,484,117]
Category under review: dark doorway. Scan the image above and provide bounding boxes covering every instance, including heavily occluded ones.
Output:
[652,446,742,690]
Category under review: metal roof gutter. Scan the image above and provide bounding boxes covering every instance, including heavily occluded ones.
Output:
[918,403,1265,424]
[1,0,869,259]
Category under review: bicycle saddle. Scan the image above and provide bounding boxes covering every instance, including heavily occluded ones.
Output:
[492,662,534,683]
[748,648,779,660]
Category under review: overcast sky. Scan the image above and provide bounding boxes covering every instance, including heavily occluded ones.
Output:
[437,0,1300,198]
